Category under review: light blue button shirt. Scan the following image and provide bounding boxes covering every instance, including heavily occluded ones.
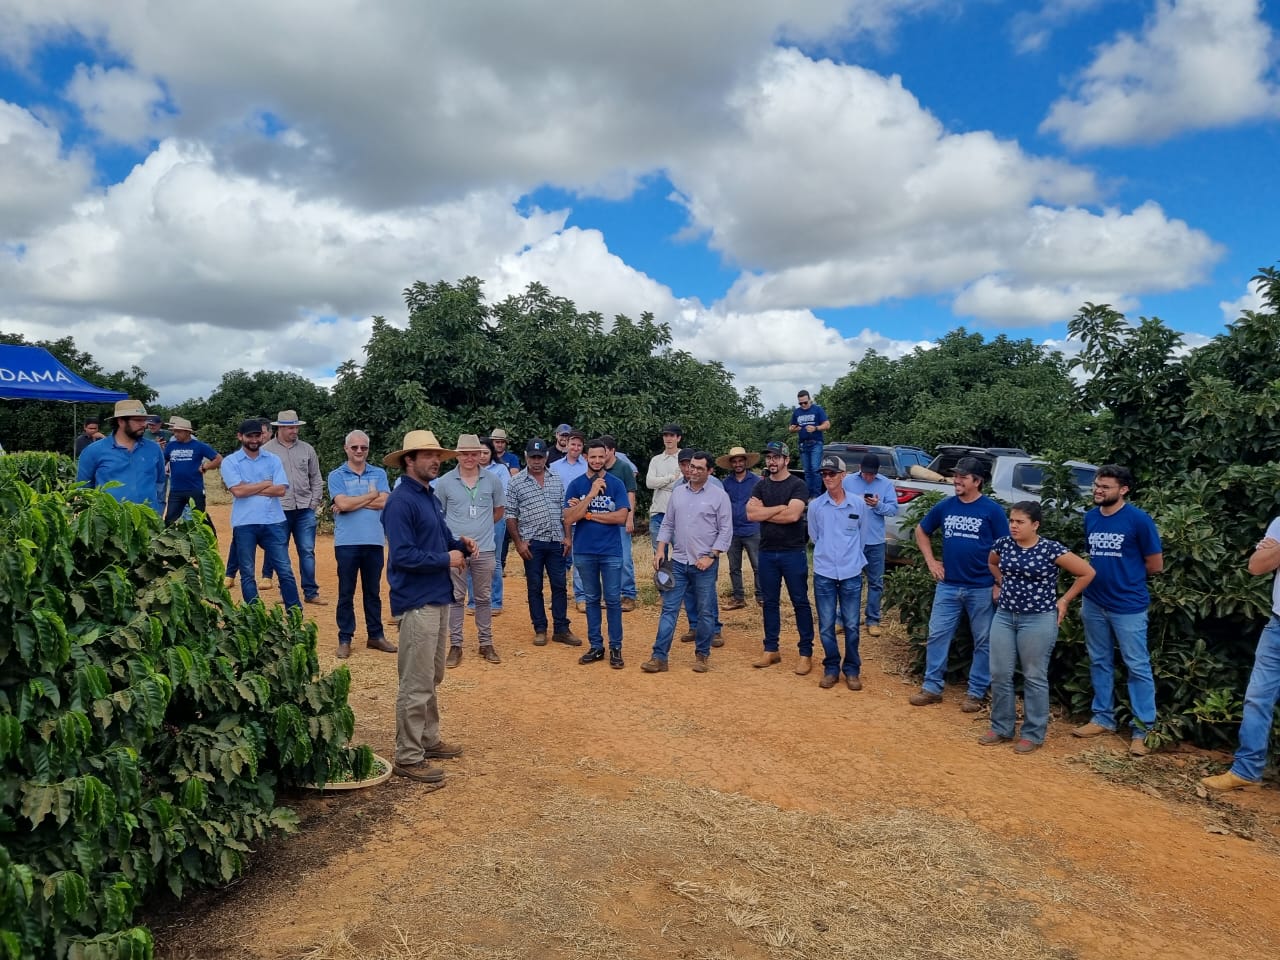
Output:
[807,490,867,580]
[220,448,288,527]
[842,473,899,545]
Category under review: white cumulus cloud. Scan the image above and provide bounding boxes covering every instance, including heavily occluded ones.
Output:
[1041,0,1280,148]
[65,63,169,144]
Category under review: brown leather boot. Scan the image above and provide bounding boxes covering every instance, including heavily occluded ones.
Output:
[794,655,812,676]
[752,651,782,668]
[692,654,709,673]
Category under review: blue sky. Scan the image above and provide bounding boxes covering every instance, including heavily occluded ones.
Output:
[0,1,1275,407]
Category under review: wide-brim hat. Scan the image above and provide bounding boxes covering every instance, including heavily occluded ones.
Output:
[383,430,456,467]
[454,433,485,453]
[110,399,148,419]
[166,416,194,432]
[489,428,509,441]
[715,445,760,470]
[271,410,307,426]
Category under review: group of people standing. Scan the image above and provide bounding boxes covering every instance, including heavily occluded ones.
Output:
[71,397,1280,794]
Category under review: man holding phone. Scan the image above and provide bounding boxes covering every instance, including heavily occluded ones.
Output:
[844,452,900,637]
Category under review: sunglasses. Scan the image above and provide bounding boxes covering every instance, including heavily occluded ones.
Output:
[819,471,839,478]
[348,445,369,451]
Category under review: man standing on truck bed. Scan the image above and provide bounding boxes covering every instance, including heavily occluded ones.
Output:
[1072,464,1163,756]
[910,457,1009,711]
[789,390,829,498]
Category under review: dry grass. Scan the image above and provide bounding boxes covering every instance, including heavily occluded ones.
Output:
[1071,747,1269,845]
[290,760,1085,960]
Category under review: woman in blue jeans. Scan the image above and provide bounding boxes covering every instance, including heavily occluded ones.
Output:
[982,502,1095,754]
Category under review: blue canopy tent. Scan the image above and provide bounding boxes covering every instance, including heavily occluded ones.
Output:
[0,345,128,454]
[0,345,127,402]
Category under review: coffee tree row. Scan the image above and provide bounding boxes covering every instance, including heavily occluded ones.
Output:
[0,453,372,960]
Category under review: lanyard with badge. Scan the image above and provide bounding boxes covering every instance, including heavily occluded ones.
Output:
[463,477,481,518]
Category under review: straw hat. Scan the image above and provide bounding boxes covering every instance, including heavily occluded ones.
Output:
[382,430,456,467]
[270,410,306,426]
[166,416,194,432]
[489,428,509,441]
[110,399,149,419]
[454,433,485,453]
[715,445,760,470]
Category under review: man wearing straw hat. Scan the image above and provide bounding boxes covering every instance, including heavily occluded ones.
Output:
[436,433,505,668]
[716,445,762,611]
[162,416,222,527]
[262,409,325,605]
[382,429,474,785]
[76,398,167,509]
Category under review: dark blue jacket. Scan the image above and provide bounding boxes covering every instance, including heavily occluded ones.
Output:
[381,476,466,615]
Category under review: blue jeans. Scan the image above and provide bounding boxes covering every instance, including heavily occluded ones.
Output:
[575,553,623,651]
[685,587,722,634]
[862,542,886,625]
[652,560,719,659]
[620,528,637,600]
[523,540,569,634]
[814,573,862,676]
[1232,615,1280,783]
[728,532,761,601]
[335,544,385,644]
[649,513,664,553]
[262,507,319,600]
[923,582,994,697]
[799,441,824,497]
[988,608,1057,742]
[759,549,814,654]
[235,523,301,610]
[1080,598,1156,735]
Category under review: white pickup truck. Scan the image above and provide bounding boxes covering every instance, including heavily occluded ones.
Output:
[886,445,1098,559]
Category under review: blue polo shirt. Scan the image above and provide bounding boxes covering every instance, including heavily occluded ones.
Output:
[381,476,465,614]
[1083,504,1162,613]
[564,470,628,557]
[165,437,219,494]
[807,491,867,580]
[220,448,288,527]
[328,462,391,547]
[550,454,588,486]
[919,494,1010,588]
[76,435,166,508]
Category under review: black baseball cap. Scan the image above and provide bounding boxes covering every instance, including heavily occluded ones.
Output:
[860,452,880,473]
[953,457,989,480]
[238,419,264,435]
[660,422,683,436]
[525,438,548,456]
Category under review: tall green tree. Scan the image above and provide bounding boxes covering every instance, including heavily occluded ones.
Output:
[174,369,336,459]
[820,330,1091,456]
[329,279,759,500]
[0,333,156,455]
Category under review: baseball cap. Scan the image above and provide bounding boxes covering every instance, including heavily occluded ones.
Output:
[238,419,264,435]
[525,438,549,456]
[555,423,573,436]
[660,422,683,436]
[762,440,789,457]
[819,455,846,473]
[953,456,989,480]
[860,452,881,473]
[654,559,676,593]
[677,448,695,463]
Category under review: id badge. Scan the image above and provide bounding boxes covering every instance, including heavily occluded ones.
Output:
[469,505,478,518]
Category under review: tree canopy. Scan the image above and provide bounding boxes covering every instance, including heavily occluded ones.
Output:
[173,369,336,461]
[326,279,761,483]
[820,329,1091,457]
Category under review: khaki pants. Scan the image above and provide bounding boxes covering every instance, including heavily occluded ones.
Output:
[395,604,449,766]
[449,550,496,647]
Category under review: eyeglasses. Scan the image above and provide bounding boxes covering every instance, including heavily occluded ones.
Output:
[819,471,839,478]
[348,445,369,451]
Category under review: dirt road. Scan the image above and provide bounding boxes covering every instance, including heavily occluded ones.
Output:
[153,507,1280,959]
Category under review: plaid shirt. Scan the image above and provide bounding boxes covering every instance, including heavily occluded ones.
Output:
[505,469,567,542]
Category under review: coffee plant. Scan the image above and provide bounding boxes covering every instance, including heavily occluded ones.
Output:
[888,264,1280,751]
[0,453,372,959]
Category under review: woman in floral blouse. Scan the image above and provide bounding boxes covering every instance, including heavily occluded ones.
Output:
[983,501,1095,753]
